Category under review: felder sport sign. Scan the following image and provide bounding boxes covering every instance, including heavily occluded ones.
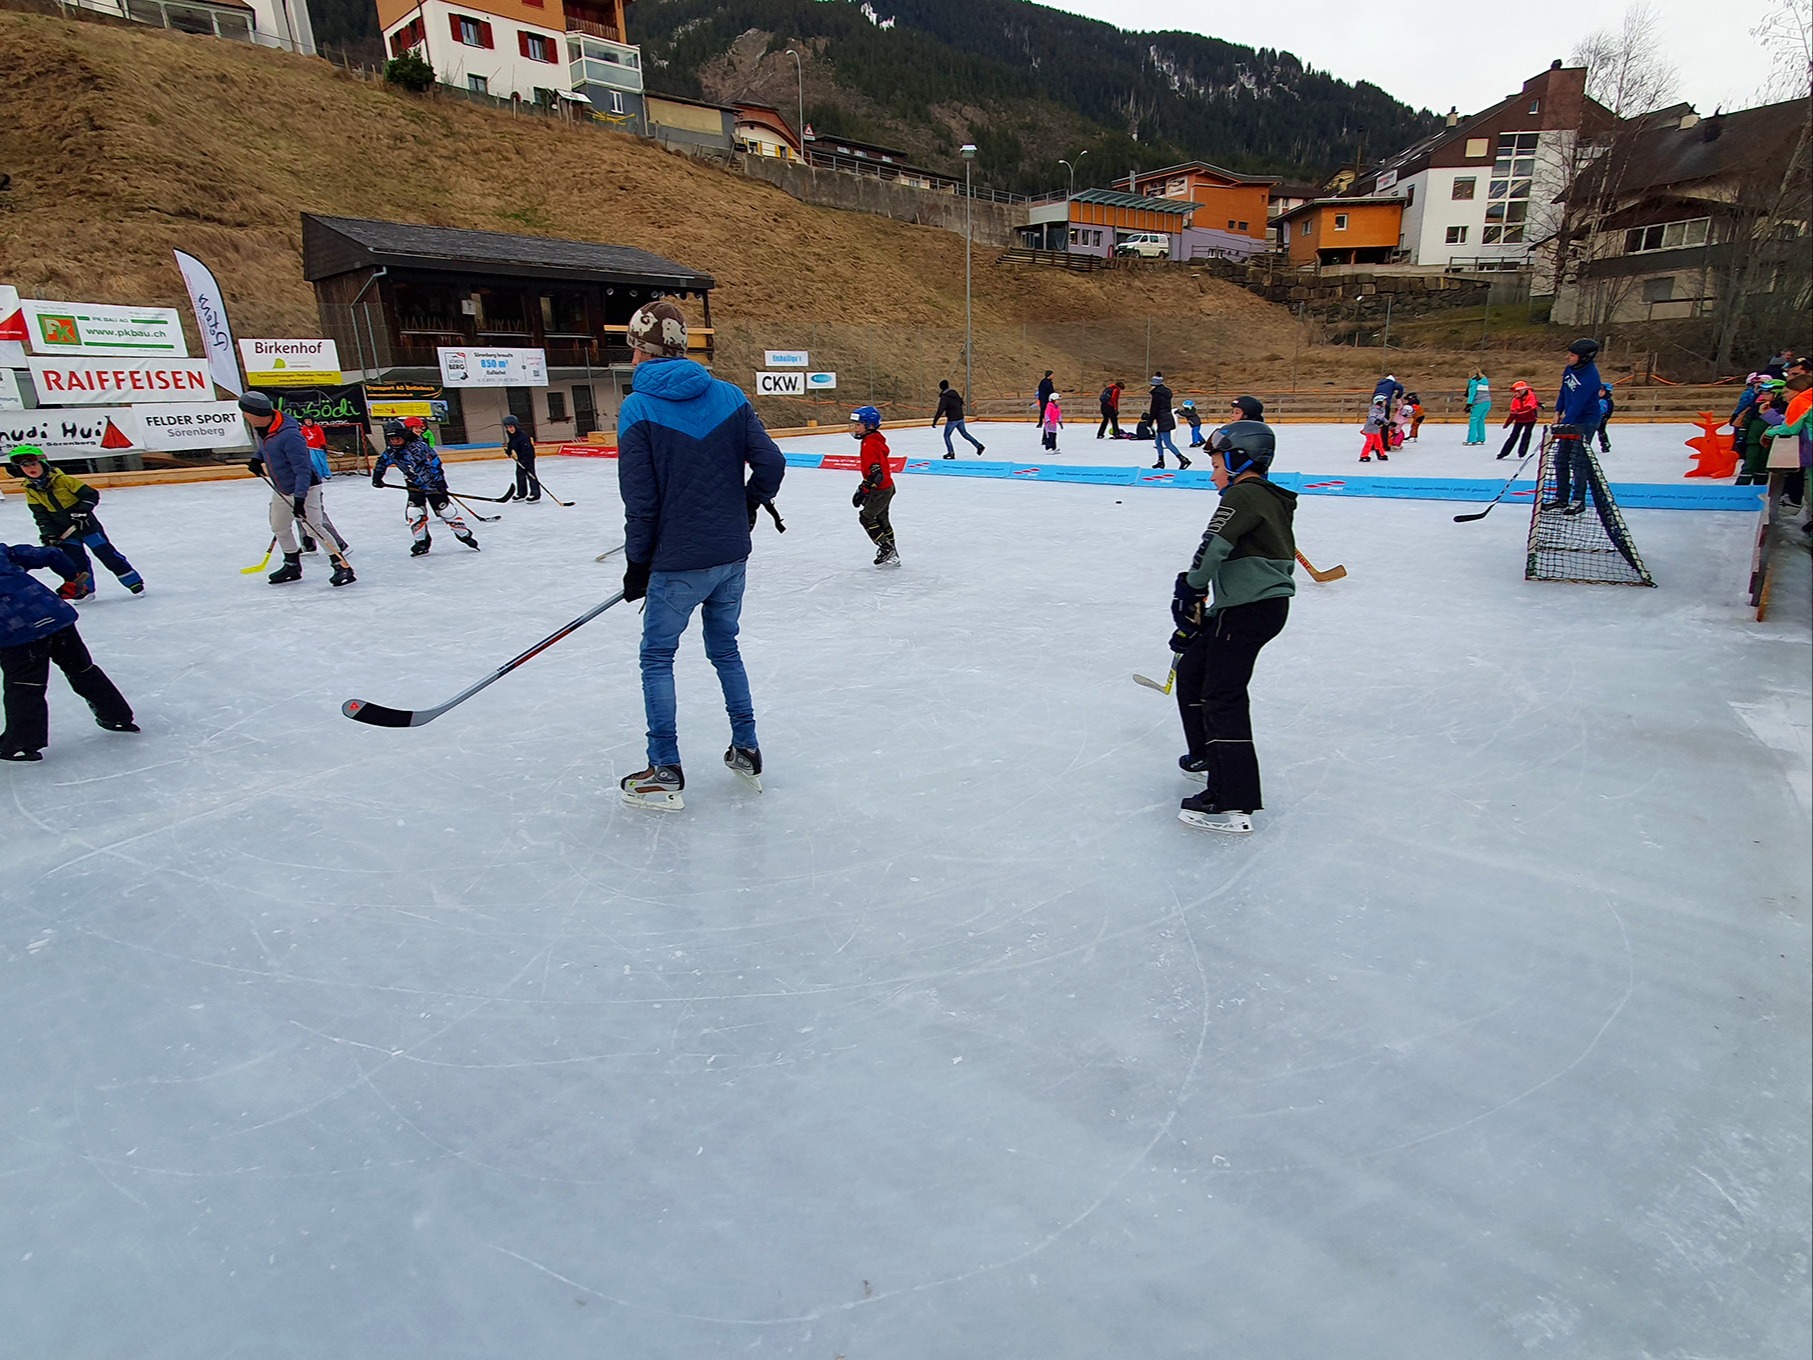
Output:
[21,300,188,357]
[27,358,214,404]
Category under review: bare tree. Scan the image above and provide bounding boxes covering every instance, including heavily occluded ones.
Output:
[1571,2,1679,117]
[1751,0,1813,104]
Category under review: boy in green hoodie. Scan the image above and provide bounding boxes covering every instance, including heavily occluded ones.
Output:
[1172,396,1297,835]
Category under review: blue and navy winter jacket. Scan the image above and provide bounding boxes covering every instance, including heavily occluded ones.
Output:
[1556,361,1602,429]
[0,542,80,648]
[373,436,448,492]
[251,411,319,498]
[617,358,786,571]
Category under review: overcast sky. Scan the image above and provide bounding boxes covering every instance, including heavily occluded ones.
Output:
[1044,0,1762,121]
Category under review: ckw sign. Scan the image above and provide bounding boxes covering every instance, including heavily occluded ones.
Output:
[756,371,806,397]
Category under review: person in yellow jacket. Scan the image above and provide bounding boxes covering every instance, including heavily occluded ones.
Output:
[3,447,144,599]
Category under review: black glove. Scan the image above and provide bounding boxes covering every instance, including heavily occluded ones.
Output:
[622,559,651,602]
[851,489,867,509]
[1170,572,1206,631]
[371,470,385,488]
[747,497,761,531]
[291,495,308,520]
[246,457,265,476]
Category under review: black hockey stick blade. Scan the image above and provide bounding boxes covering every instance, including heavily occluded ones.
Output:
[1455,432,1548,522]
[343,591,628,728]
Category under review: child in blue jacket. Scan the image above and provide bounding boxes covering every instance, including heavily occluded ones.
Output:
[0,538,137,761]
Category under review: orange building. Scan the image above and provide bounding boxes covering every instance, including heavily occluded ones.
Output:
[1274,198,1406,266]
[1129,162,1279,242]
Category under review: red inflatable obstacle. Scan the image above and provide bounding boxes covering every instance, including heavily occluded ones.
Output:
[1684,412,1737,479]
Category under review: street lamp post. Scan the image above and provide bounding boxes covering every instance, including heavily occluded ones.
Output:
[1058,148,1087,198]
[783,49,804,161]
[962,143,977,404]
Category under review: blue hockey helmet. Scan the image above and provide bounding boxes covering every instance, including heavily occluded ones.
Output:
[850,405,882,429]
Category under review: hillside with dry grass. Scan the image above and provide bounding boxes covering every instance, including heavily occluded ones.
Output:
[0,9,1550,413]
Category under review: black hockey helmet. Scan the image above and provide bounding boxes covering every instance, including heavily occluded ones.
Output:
[1568,337,1601,360]
[1209,419,1276,476]
[383,418,408,440]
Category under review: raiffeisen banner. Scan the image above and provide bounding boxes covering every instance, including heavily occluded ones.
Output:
[27,358,214,404]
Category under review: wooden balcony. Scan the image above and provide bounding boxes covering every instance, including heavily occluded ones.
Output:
[565,16,624,42]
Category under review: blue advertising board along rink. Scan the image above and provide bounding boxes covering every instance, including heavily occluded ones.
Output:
[774,420,1763,511]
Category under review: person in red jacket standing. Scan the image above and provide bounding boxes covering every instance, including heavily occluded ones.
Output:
[849,405,899,567]
[1498,380,1543,460]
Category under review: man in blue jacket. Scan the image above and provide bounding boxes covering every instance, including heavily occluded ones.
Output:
[0,537,137,761]
[617,300,786,810]
[240,392,355,586]
[1543,338,1602,516]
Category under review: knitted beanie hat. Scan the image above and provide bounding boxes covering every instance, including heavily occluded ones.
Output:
[626,301,688,357]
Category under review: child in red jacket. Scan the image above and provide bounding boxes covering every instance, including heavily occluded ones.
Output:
[849,406,899,567]
[1499,381,1543,460]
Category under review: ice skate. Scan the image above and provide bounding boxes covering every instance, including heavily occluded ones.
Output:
[725,745,763,791]
[1539,500,1565,512]
[1178,790,1253,834]
[1359,455,1372,463]
[621,764,684,810]
[943,451,955,459]
[0,747,42,762]
[267,553,302,585]
[96,718,140,733]
[876,544,901,568]
[302,535,318,554]
[1562,502,1586,516]
[1178,754,1211,784]
[330,563,357,587]
[456,530,481,551]
[1376,451,1388,461]
[410,538,432,557]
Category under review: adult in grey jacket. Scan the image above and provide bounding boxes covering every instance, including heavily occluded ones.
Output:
[240,392,353,586]
[616,301,785,810]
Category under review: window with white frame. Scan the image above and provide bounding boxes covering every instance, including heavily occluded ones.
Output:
[1483,133,1538,245]
[1446,225,1468,244]
[1452,177,1476,200]
[468,74,488,93]
[609,90,625,114]
[1623,218,1710,254]
[1334,213,1348,230]
[520,32,554,62]
[452,14,491,47]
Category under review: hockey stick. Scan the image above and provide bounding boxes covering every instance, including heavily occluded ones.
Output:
[374,479,502,522]
[505,452,575,507]
[343,591,628,728]
[1295,551,1346,582]
[596,544,625,562]
[241,537,277,574]
[1454,430,1549,523]
[1132,664,1176,695]
[375,480,512,506]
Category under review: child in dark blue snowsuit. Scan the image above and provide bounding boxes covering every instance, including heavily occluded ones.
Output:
[0,539,137,760]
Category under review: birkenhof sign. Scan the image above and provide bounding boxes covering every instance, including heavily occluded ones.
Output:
[240,338,341,387]
[763,350,809,368]
[22,299,188,357]
[27,358,213,404]
[437,347,547,388]
[265,383,369,427]
[756,370,806,397]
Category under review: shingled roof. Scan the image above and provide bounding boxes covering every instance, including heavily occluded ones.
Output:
[301,215,715,292]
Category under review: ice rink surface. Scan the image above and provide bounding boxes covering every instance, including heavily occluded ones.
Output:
[4,421,1809,1359]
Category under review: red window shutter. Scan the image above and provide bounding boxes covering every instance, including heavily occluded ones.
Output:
[480,20,493,47]
[449,13,462,40]
[518,30,531,57]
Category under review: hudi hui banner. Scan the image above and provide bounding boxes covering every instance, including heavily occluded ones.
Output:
[27,358,213,404]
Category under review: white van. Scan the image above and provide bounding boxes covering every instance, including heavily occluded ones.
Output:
[1115,232,1170,259]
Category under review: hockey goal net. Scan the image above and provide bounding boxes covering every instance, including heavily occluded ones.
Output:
[1525,436,1655,587]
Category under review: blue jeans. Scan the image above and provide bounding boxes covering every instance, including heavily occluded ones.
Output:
[1154,429,1181,461]
[942,418,985,454]
[638,560,756,768]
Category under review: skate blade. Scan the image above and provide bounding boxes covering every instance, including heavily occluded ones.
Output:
[1178,809,1252,834]
[622,790,684,811]
[731,770,764,792]
[1180,770,1208,784]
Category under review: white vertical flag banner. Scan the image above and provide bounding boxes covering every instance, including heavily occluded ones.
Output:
[173,250,243,397]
